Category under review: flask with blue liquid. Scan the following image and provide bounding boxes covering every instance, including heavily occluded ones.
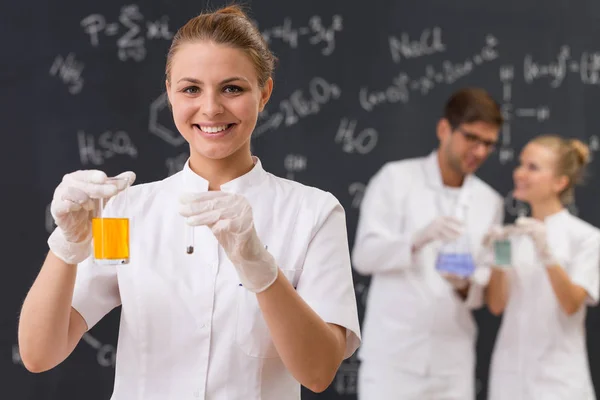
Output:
[435,233,476,278]
[434,187,476,278]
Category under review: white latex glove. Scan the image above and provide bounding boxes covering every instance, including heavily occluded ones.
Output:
[411,216,463,253]
[515,217,557,266]
[179,191,278,293]
[48,170,136,265]
[482,224,516,248]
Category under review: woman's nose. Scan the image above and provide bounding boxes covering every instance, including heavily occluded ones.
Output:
[201,92,224,118]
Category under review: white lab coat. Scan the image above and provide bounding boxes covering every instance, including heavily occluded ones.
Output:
[488,209,600,400]
[71,157,361,400]
[352,151,503,400]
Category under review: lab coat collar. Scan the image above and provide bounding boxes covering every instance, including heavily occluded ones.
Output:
[182,159,209,192]
[220,156,267,194]
[181,156,267,194]
[423,150,475,207]
[543,208,569,223]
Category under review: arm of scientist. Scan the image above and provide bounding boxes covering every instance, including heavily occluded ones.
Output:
[352,165,413,275]
[514,217,600,316]
[257,198,361,393]
[179,191,360,393]
[545,233,600,315]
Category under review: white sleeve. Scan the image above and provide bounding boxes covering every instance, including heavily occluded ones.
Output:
[71,195,123,330]
[465,195,505,309]
[295,193,361,359]
[569,231,600,306]
[352,164,413,275]
[72,257,121,330]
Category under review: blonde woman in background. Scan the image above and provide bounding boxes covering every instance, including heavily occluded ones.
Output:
[485,135,600,399]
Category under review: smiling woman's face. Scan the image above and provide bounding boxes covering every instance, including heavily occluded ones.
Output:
[166,41,272,163]
[513,142,568,204]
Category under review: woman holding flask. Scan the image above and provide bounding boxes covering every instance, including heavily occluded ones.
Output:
[485,134,600,400]
[17,5,361,399]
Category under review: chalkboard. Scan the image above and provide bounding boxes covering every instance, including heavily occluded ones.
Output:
[4,0,600,399]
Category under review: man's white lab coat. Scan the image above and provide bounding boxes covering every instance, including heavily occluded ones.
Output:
[353,151,503,399]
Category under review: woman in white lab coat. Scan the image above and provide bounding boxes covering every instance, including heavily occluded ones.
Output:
[17,5,361,399]
[485,134,600,400]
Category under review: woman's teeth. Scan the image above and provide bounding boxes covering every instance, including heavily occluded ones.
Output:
[198,124,229,133]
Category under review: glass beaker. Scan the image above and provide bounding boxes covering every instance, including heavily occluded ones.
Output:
[436,234,476,278]
[491,224,516,268]
[493,239,512,267]
[92,177,130,265]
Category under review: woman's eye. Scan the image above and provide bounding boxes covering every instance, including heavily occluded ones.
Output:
[183,86,199,94]
[223,85,243,94]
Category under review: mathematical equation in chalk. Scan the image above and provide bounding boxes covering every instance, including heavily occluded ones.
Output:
[360,35,499,112]
[255,77,341,136]
[81,4,173,62]
[524,45,600,88]
[50,53,84,94]
[78,130,138,166]
[260,15,343,56]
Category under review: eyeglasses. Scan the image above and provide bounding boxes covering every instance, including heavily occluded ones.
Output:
[455,128,497,152]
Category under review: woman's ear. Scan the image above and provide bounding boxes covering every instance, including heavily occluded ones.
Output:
[259,77,274,112]
[553,174,570,195]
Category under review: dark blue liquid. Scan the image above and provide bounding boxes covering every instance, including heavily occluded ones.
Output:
[435,252,475,277]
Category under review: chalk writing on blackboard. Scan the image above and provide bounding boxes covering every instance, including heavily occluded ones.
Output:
[78,130,138,166]
[389,27,446,64]
[336,119,378,155]
[260,15,343,56]
[348,182,366,209]
[49,53,84,94]
[81,333,115,367]
[498,64,551,164]
[360,35,499,112]
[524,45,600,87]
[81,4,173,62]
[284,154,308,181]
[255,77,342,137]
[166,152,189,176]
[149,92,185,147]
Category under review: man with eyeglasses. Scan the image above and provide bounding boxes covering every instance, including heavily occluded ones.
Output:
[352,87,504,399]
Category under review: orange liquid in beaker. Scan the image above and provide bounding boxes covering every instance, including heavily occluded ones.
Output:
[92,218,130,262]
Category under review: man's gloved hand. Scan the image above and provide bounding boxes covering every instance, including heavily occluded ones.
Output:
[412,216,463,253]
[440,272,469,290]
